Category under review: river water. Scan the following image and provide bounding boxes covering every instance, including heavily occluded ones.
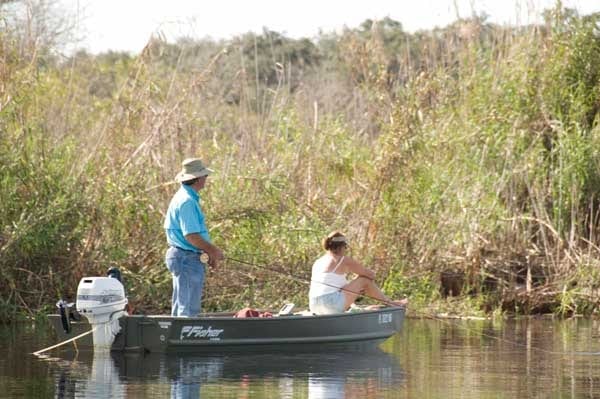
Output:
[2,317,600,398]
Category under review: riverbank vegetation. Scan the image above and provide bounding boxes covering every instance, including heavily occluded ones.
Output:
[1,1,600,322]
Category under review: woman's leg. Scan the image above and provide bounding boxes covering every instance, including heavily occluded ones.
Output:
[342,276,405,309]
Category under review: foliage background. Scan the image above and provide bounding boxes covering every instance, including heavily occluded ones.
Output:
[1,2,600,321]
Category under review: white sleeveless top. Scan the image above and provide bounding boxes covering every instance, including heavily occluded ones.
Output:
[309,255,348,298]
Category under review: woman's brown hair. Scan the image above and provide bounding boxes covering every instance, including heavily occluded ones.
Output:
[322,231,348,251]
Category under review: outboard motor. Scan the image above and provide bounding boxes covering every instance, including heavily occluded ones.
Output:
[76,269,128,351]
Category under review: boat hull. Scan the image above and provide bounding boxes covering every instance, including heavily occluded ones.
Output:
[48,307,405,353]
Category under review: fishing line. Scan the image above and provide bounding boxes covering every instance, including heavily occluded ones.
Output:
[224,254,597,357]
[409,310,567,356]
[225,255,403,307]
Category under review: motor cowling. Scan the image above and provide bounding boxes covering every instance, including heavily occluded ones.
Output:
[76,277,128,320]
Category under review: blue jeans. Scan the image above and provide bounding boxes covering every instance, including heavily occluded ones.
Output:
[165,246,206,317]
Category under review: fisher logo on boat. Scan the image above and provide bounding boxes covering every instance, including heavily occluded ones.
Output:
[180,325,224,340]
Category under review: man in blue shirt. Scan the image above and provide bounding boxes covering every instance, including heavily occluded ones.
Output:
[164,158,224,317]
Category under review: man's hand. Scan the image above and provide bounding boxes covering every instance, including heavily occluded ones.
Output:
[207,247,224,268]
[184,233,224,268]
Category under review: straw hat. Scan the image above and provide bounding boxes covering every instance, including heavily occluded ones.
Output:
[175,158,214,182]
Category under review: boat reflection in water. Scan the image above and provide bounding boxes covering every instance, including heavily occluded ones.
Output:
[53,352,125,398]
[49,347,404,398]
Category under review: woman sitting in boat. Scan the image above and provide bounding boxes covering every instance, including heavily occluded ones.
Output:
[308,231,408,315]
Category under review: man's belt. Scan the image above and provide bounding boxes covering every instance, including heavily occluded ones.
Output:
[170,246,210,263]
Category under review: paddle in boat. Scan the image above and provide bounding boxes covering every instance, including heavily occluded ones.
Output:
[47,269,405,353]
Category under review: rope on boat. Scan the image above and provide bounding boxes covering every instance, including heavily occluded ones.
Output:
[32,327,97,356]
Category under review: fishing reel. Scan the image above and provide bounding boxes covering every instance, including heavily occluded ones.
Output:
[200,252,209,263]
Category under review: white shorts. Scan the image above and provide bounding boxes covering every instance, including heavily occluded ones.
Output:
[309,291,346,315]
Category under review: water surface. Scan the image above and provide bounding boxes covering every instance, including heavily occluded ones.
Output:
[3,317,600,398]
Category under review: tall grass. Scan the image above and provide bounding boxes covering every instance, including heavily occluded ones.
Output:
[375,9,600,315]
[1,3,600,321]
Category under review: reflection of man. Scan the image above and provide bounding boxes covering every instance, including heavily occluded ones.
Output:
[164,158,224,317]
[170,357,223,399]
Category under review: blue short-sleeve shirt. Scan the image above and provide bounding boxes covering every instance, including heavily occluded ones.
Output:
[164,185,211,252]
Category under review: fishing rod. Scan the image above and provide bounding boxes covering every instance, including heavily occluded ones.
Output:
[221,254,594,357]
[224,255,405,308]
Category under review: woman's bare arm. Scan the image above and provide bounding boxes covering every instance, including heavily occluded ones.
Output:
[343,257,375,280]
